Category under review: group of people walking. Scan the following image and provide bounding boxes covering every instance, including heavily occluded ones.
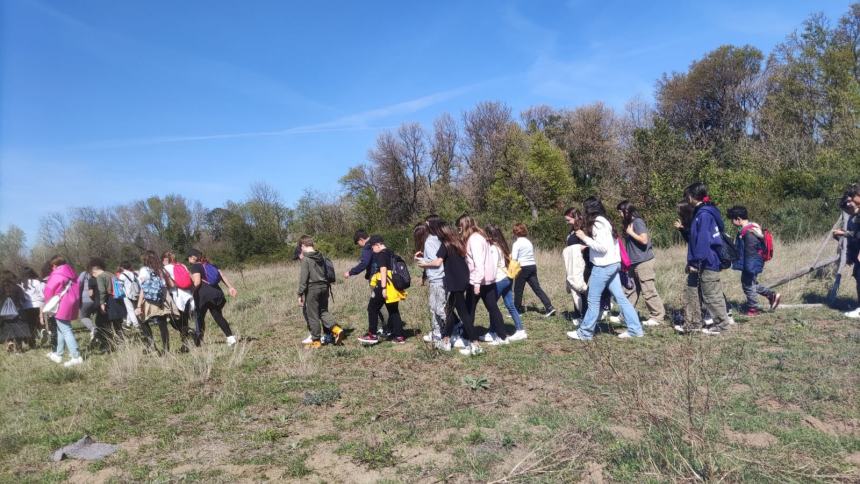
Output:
[0,181,803,363]
[294,182,786,356]
[0,249,239,366]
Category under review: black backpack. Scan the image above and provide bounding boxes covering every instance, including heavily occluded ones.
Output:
[322,256,337,284]
[388,253,411,291]
[717,231,739,270]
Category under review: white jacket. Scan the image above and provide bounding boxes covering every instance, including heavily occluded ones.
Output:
[563,245,588,294]
[583,216,621,267]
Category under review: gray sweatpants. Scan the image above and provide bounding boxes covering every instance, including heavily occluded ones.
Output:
[304,284,337,340]
[427,282,447,339]
[685,269,730,331]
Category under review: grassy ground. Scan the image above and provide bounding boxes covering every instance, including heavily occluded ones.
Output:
[1,236,859,483]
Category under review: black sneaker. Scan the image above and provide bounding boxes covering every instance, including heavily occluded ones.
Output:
[358,333,379,345]
[543,307,557,318]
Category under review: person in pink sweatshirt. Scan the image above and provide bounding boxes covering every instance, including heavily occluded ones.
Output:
[43,255,83,367]
[457,215,509,348]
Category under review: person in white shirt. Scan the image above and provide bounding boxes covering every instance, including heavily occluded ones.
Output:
[118,262,140,329]
[568,197,644,341]
[18,267,45,346]
[161,251,194,352]
[511,223,555,318]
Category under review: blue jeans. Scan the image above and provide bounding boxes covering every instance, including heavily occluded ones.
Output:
[496,277,523,330]
[55,319,80,358]
[577,263,643,340]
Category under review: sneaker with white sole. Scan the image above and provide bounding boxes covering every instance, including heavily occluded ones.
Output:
[674,325,702,333]
[436,339,452,351]
[480,332,496,343]
[702,327,722,336]
[600,310,610,321]
[728,316,737,325]
[845,308,860,319]
[642,319,661,327]
[508,330,528,341]
[608,315,621,324]
[226,335,238,346]
[488,337,509,346]
[570,318,582,327]
[566,330,587,341]
[301,334,313,344]
[543,307,557,318]
[422,333,433,342]
[459,344,483,356]
[46,352,62,364]
[617,331,643,339]
[453,337,466,349]
[703,318,714,326]
[63,356,83,367]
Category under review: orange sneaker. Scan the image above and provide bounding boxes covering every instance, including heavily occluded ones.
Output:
[331,325,344,345]
[304,340,322,349]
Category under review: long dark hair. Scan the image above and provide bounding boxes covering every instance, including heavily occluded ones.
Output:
[19,267,39,289]
[413,223,430,253]
[457,214,486,242]
[484,224,510,261]
[438,222,466,257]
[677,202,694,230]
[141,250,164,279]
[583,196,616,239]
[616,200,642,230]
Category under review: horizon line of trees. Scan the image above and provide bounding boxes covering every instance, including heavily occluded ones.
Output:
[1,4,858,272]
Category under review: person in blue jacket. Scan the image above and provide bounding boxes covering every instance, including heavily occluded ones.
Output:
[343,229,387,334]
[727,206,780,316]
[679,182,731,335]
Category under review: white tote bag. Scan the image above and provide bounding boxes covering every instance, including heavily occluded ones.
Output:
[0,297,18,319]
[42,280,72,317]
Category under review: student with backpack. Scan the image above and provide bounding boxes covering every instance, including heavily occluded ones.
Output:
[677,182,732,335]
[119,261,140,329]
[617,201,666,326]
[135,251,172,354]
[162,251,194,352]
[485,224,527,341]
[1,270,30,352]
[187,249,238,347]
[87,257,126,352]
[344,229,388,336]
[567,197,644,341]
[834,186,860,318]
[458,216,508,346]
[296,236,344,349]
[511,223,556,318]
[357,236,407,345]
[727,206,781,315]
[43,255,83,366]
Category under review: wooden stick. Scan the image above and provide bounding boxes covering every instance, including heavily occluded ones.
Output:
[827,212,849,305]
[764,255,839,289]
[776,304,824,309]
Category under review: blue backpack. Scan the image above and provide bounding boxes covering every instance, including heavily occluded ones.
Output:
[140,268,166,304]
[202,262,221,286]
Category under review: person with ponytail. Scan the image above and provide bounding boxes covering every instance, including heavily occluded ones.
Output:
[458,215,508,348]
[187,249,238,346]
[162,251,194,352]
[415,217,447,344]
[567,197,644,341]
[485,224,527,341]
[617,201,666,326]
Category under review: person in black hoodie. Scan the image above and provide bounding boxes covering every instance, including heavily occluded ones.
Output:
[344,229,387,334]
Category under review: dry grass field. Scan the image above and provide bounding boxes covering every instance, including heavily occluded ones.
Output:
[1,236,859,483]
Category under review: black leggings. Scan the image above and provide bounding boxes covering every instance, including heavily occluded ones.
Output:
[20,308,40,340]
[367,286,403,337]
[94,311,123,351]
[514,265,553,313]
[195,296,233,343]
[444,290,476,342]
[141,316,169,352]
[468,284,508,340]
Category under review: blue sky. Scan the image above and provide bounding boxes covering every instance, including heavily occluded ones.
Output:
[0,0,852,243]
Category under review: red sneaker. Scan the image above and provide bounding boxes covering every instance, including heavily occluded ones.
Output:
[768,293,781,311]
[357,333,379,345]
[744,308,760,317]
[392,336,406,344]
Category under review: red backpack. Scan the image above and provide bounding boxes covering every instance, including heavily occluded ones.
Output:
[173,263,193,289]
[741,225,774,262]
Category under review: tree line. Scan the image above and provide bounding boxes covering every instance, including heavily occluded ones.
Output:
[1,4,858,272]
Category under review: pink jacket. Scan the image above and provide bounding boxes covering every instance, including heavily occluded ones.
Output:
[43,264,81,321]
[465,233,496,288]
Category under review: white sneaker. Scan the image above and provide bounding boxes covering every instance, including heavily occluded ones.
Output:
[703,318,714,326]
[566,330,585,340]
[89,330,96,342]
[617,331,643,339]
[642,319,661,327]
[63,356,83,367]
[46,352,62,364]
[608,315,622,324]
[728,316,737,325]
[508,330,528,341]
[459,344,483,356]
[302,334,313,344]
[674,325,702,333]
[488,337,509,346]
[422,333,433,342]
[570,318,582,327]
[844,308,860,319]
[600,310,610,321]
[480,332,496,343]
[702,328,722,336]
[226,335,238,346]
[436,339,452,351]
[453,337,466,349]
